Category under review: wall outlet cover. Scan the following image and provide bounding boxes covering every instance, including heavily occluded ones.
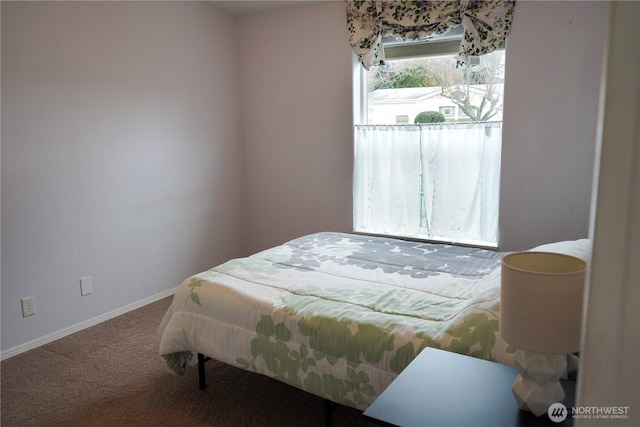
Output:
[80,276,93,296]
[21,296,36,317]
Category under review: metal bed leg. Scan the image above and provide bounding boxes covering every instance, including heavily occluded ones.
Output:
[324,399,335,427]
[198,353,207,390]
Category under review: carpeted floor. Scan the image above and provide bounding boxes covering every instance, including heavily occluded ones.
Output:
[0,297,368,426]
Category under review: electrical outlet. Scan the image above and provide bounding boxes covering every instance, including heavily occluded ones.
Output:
[80,276,93,296]
[21,296,36,317]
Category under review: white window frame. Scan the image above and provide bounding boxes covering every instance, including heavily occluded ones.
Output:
[353,31,504,247]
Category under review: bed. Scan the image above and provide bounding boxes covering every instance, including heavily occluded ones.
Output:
[158,232,589,412]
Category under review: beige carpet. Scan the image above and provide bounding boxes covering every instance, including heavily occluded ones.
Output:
[1,297,368,426]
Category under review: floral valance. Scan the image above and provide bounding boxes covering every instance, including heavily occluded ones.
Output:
[346,0,516,69]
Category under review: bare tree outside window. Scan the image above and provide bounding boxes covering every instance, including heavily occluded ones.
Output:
[434,51,505,122]
[367,50,505,124]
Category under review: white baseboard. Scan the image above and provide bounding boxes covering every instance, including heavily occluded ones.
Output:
[0,287,177,361]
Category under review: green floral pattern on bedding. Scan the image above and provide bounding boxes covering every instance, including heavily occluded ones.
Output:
[232,288,505,406]
[185,278,204,306]
[160,232,518,410]
[236,314,379,407]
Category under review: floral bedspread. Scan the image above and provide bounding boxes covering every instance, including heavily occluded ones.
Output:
[158,232,515,410]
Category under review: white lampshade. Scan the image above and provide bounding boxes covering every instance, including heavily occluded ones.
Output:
[500,252,587,355]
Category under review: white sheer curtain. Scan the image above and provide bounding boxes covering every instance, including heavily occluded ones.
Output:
[353,122,502,246]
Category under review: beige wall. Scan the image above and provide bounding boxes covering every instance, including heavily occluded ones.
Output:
[1,1,245,353]
[500,0,608,250]
[237,2,355,253]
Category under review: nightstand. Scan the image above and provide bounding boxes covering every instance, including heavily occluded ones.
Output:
[363,347,575,427]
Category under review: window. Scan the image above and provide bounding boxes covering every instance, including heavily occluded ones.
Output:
[353,47,505,247]
[439,106,455,118]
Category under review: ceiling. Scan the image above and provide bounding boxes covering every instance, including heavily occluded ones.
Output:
[209,1,325,17]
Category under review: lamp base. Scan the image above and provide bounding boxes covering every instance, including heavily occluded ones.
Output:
[511,349,567,417]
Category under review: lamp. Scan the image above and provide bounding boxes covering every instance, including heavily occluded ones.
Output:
[500,251,587,417]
